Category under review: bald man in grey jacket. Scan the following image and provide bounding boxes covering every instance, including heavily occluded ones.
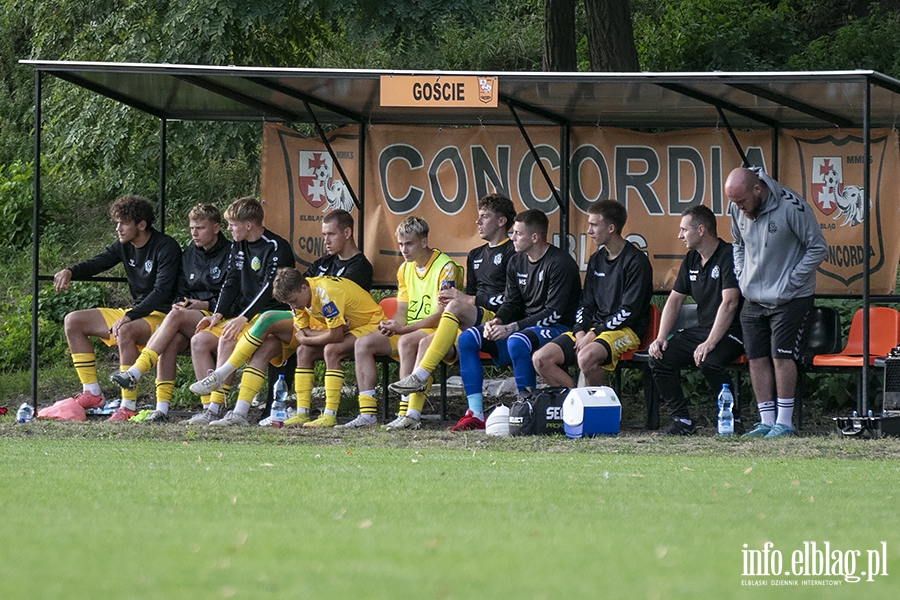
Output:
[726,166,828,438]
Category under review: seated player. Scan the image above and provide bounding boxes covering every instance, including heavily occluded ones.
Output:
[335,216,463,429]
[190,268,386,427]
[532,200,652,388]
[109,203,230,423]
[51,195,181,422]
[454,209,581,430]
[185,197,295,425]
[387,193,516,431]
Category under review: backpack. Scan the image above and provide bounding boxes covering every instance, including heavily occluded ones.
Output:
[508,386,569,436]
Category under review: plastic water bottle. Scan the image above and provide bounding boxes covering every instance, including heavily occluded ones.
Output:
[16,402,34,423]
[717,384,734,436]
[271,374,288,428]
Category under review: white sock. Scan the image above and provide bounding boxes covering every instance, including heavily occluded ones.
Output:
[126,365,142,380]
[776,398,795,427]
[472,411,484,421]
[215,363,237,380]
[360,389,375,398]
[233,400,251,416]
[758,401,776,427]
[209,402,222,415]
[122,399,137,411]
[84,383,102,396]
[155,401,169,415]
[406,408,421,420]
[413,367,430,381]
[324,408,337,416]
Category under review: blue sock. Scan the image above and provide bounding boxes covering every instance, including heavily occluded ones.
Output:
[467,393,484,415]
[458,327,485,397]
[507,332,537,391]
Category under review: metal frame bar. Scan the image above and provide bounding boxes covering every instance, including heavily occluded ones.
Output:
[30,71,42,408]
[50,71,165,118]
[245,77,365,123]
[656,82,780,128]
[861,78,872,413]
[175,75,298,121]
[726,83,854,128]
[302,100,362,211]
[715,106,750,167]
[159,119,167,233]
[504,102,565,209]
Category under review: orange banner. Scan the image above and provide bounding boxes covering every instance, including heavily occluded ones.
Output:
[260,123,900,295]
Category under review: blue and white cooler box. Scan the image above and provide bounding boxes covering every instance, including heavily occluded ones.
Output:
[562,386,621,438]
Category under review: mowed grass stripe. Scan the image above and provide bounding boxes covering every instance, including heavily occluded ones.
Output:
[1,438,898,599]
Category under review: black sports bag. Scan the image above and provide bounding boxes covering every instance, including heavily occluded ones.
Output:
[508,386,569,436]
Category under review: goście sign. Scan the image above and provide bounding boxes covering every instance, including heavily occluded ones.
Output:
[380,75,498,108]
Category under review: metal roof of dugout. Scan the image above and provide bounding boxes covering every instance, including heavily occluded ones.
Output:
[22,60,900,408]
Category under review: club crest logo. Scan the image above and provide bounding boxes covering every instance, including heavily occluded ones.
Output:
[144,260,153,273]
[795,134,888,289]
[478,77,495,104]
[298,151,354,212]
[811,157,865,226]
[251,256,261,271]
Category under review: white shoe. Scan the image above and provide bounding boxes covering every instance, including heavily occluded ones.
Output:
[334,414,377,429]
[389,372,429,395]
[190,370,223,395]
[185,407,217,425]
[384,415,421,431]
[209,410,250,427]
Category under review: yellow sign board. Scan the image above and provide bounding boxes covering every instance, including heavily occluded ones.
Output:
[380,75,498,108]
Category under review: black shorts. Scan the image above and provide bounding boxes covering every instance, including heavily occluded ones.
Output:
[740,296,814,360]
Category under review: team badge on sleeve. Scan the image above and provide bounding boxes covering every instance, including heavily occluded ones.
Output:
[321,301,339,319]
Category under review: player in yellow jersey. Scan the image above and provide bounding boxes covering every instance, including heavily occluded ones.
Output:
[335,217,463,429]
[185,268,385,427]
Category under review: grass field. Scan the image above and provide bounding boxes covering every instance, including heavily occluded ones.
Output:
[1,421,898,599]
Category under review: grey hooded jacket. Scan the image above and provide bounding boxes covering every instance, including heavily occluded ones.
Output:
[729,167,828,308]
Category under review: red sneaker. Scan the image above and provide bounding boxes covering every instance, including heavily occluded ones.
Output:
[448,410,485,432]
[69,391,106,409]
[107,407,138,422]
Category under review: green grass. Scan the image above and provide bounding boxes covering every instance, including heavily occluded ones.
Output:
[1,432,898,599]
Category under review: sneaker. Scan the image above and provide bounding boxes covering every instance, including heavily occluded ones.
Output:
[284,412,311,427]
[143,410,169,424]
[209,410,250,427]
[448,410,485,432]
[109,370,139,390]
[69,390,106,410]
[389,372,429,395]
[107,406,138,422]
[653,419,696,436]
[333,414,376,429]
[741,423,772,438]
[189,371,224,395]
[384,415,421,431]
[302,413,338,428]
[185,407,219,425]
[763,423,797,438]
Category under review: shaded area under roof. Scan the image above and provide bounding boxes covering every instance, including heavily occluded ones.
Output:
[20,60,900,129]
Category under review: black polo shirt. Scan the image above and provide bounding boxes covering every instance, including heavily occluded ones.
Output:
[673,238,742,332]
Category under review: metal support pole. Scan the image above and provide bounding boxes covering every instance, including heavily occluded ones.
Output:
[507,103,565,211]
[30,71,42,408]
[716,106,750,167]
[861,80,872,413]
[559,124,570,251]
[357,123,366,251]
[771,127,779,180]
[159,118,167,232]
[303,100,361,211]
